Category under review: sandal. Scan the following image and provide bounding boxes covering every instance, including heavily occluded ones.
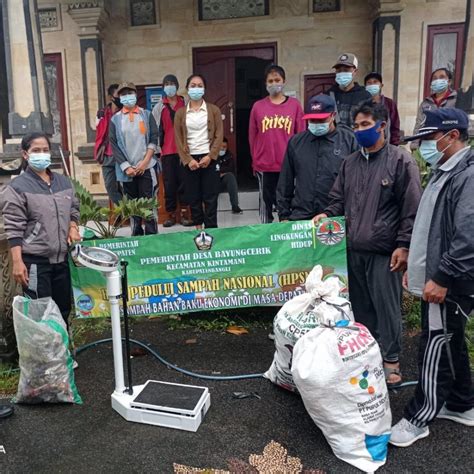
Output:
[384,364,403,390]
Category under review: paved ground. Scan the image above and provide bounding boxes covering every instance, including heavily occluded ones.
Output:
[1,319,472,473]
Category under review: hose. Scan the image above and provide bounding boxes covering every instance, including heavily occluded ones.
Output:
[75,337,265,381]
[75,337,421,387]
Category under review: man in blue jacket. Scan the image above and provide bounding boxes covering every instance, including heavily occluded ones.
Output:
[390,108,474,447]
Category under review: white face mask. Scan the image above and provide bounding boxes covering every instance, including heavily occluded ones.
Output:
[28,152,51,171]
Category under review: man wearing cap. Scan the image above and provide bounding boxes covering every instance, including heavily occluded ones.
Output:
[390,108,474,447]
[326,53,371,127]
[109,82,159,235]
[364,72,401,145]
[151,74,192,228]
[277,94,358,221]
[313,101,422,389]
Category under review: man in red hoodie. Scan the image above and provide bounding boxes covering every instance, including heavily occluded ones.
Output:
[249,64,305,223]
[94,83,122,204]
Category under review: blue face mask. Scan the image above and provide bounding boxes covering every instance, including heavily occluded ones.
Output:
[188,87,205,101]
[120,94,137,108]
[419,133,451,167]
[430,79,449,94]
[366,84,381,96]
[308,122,331,136]
[164,85,177,98]
[28,152,51,171]
[354,121,383,148]
[335,72,353,88]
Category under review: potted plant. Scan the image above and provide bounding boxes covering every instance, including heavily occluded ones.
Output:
[72,180,157,239]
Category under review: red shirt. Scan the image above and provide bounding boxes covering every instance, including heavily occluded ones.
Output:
[161,96,185,156]
[432,89,452,107]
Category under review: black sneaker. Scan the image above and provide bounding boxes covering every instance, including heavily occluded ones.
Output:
[232,206,243,214]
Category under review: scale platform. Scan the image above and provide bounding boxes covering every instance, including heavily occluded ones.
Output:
[111,380,211,432]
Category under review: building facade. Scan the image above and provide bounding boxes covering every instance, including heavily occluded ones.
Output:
[22,0,473,196]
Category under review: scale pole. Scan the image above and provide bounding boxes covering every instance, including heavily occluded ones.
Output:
[107,269,126,394]
[121,261,133,395]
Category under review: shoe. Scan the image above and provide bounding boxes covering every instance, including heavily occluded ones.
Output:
[73,360,79,370]
[437,405,474,426]
[389,418,429,447]
[163,213,176,228]
[232,206,243,214]
[0,404,14,418]
[268,332,275,341]
[180,208,194,227]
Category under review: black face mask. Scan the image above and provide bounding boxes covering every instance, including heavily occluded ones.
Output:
[112,97,123,109]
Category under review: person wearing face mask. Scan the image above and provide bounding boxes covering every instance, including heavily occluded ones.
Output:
[94,83,123,205]
[313,102,422,390]
[411,68,457,150]
[109,82,159,236]
[249,64,305,224]
[174,74,224,229]
[151,74,192,228]
[276,94,358,221]
[0,133,81,330]
[364,72,401,145]
[326,53,371,127]
[390,108,474,447]
[217,137,242,215]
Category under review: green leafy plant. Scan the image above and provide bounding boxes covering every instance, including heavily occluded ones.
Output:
[72,179,157,239]
[412,149,431,188]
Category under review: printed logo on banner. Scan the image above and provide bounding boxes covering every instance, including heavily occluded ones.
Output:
[194,231,214,251]
[316,219,345,246]
[76,294,94,312]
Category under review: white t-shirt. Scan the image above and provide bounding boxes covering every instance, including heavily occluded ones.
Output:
[186,101,210,155]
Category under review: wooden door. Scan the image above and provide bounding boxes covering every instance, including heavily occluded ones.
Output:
[304,73,336,106]
[193,43,277,176]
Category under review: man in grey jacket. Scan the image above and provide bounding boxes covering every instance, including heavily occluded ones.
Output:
[390,108,474,447]
[277,94,358,221]
[313,102,422,389]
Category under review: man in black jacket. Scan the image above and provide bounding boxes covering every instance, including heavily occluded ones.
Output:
[313,102,422,389]
[326,53,371,127]
[277,94,358,221]
[390,108,474,447]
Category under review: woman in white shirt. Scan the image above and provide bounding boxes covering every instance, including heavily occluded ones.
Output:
[174,74,224,228]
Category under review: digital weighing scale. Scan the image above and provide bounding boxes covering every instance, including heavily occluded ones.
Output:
[72,245,211,432]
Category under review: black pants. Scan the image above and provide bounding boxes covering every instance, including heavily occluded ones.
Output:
[219,173,239,208]
[405,297,474,427]
[256,171,279,223]
[348,250,402,362]
[23,256,72,327]
[122,169,158,235]
[162,153,187,213]
[182,155,220,228]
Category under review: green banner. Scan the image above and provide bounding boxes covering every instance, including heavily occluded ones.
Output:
[70,218,347,318]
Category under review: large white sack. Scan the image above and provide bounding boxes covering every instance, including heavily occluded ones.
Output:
[292,320,391,473]
[264,265,352,392]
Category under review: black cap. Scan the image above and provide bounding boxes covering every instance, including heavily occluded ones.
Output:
[404,108,469,141]
[162,74,179,88]
[303,94,336,120]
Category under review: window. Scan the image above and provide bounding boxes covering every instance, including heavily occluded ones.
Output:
[130,0,157,27]
[313,0,341,13]
[38,4,62,32]
[424,23,465,97]
[198,0,269,21]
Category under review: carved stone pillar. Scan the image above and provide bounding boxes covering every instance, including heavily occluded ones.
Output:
[371,1,404,103]
[0,0,55,360]
[67,1,108,160]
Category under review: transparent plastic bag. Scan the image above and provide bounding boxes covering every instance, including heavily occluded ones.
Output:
[12,296,82,404]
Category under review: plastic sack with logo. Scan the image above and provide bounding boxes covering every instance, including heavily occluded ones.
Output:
[292,320,391,472]
[12,296,82,404]
[264,265,352,392]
